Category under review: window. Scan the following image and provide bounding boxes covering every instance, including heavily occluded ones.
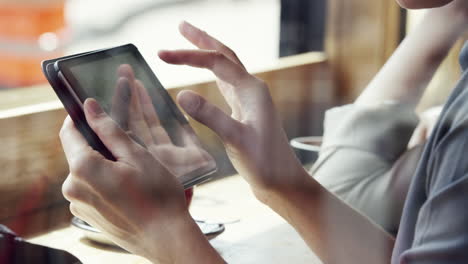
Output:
[280,0,327,56]
[0,0,282,93]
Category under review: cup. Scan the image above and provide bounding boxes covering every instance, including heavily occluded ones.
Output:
[184,187,194,208]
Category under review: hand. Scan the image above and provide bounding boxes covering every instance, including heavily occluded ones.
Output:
[60,99,207,263]
[110,64,215,177]
[408,105,442,148]
[159,22,307,203]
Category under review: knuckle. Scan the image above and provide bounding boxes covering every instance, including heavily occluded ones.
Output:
[59,125,66,140]
[62,177,83,202]
[62,179,74,201]
[253,77,268,88]
[211,51,226,64]
[92,117,112,135]
[69,154,97,179]
[225,48,239,61]
[223,122,242,145]
[69,203,80,217]
[213,50,224,59]
[226,47,236,56]
[59,123,72,142]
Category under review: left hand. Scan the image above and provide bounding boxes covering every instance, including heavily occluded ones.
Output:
[60,99,202,263]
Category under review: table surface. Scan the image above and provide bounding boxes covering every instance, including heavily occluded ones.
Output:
[29,175,322,264]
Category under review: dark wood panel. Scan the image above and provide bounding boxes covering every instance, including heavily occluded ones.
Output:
[325,0,403,102]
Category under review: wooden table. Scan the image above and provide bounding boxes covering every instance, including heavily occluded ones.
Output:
[29,175,322,264]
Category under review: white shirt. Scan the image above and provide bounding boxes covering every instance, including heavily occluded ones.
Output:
[310,102,422,235]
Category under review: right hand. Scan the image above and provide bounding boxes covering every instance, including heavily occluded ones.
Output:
[159,22,307,202]
[408,106,443,148]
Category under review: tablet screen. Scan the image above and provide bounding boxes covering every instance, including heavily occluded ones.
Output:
[58,45,216,186]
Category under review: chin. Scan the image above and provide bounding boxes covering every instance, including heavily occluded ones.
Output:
[396,0,454,9]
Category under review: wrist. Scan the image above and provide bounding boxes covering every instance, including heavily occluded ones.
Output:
[259,173,324,227]
[254,168,314,209]
[143,211,224,264]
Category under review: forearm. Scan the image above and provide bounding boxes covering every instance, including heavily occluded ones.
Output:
[263,170,394,264]
[355,4,467,107]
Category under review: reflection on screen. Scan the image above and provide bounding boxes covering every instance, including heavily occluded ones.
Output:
[67,52,215,180]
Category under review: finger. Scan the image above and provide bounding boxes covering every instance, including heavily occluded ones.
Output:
[63,174,102,205]
[83,98,142,161]
[127,79,154,146]
[135,80,172,144]
[408,123,427,148]
[60,116,95,165]
[110,77,132,130]
[179,21,245,68]
[177,90,242,145]
[60,120,116,192]
[117,64,136,81]
[159,49,249,87]
[117,64,154,146]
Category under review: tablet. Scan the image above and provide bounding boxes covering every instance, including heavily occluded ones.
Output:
[42,44,217,188]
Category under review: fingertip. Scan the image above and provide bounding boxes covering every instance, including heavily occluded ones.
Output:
[158,50,185,65]
[177,90,200,116]
[117,64,134,78]
[179,20,188,34]
[158,50,172,62]
[178,91,239,144]
[84,98,104,118]
[179,20,195,35]
[176,89,192,101]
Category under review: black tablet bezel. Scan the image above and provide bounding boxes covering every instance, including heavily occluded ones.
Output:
[42,51,115,161]
[56,45,188,124]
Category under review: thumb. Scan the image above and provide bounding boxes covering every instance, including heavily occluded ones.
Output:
[177,90,241,145]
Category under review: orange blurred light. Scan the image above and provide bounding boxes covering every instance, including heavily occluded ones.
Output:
[0,0,66,88]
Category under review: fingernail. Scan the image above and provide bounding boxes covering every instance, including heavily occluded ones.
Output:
[180,20,189,28]
[179,91,200,114]
[158,50,168,56]
[85,98,103,117]
[180,20,196,33]
[158,50,170,60]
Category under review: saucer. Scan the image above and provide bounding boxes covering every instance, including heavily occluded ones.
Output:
[71,217,225,247]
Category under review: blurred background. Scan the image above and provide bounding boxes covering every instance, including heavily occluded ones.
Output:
[0,0,327,89]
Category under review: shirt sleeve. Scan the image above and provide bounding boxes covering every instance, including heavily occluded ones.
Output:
[311,102,419,234]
